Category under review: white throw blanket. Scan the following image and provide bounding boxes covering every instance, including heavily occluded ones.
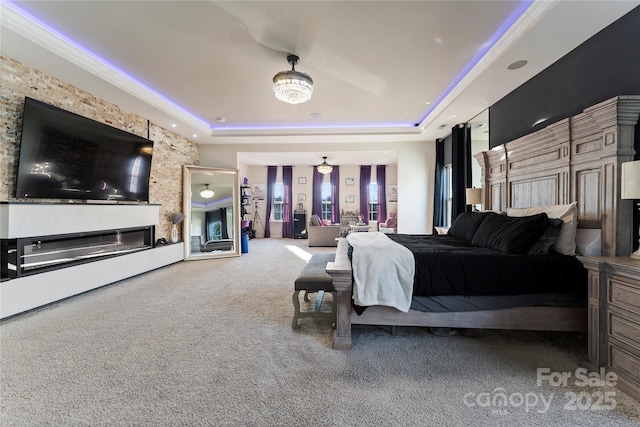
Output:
[346,232,415,312]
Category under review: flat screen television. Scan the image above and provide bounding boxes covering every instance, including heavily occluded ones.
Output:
[15,97,154,202]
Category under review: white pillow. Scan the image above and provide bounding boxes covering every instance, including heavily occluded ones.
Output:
[506,202,578,255]
[575,229,602,256]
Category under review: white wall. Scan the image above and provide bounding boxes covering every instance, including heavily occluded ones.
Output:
[198,140,435,235]
[397,142,433,234]
[191,211,205,242]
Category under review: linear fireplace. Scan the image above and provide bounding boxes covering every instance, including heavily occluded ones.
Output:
[2,226,153,280]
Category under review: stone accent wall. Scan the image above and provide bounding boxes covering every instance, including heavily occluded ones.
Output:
[0,55,199,240]
[148,125,198,240]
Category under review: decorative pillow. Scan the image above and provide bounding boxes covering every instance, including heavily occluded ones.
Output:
[506,202,578,255]
[309,215,321,226]
[527,218,563,255]
[575,229,602,256]
[447,211,489,242]
[471,212,548,254]
[321,219,330,226]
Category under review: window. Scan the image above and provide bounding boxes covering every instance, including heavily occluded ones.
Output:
[209,222,222,240]
[368,183,378,221]
[273,183,284,221]
[444,164,453,227]
[321,183,332,220]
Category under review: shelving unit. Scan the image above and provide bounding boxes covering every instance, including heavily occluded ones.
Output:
[240,185,254,239]
[240,185,251,219]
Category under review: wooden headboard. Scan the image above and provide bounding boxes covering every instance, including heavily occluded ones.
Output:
[475,96,640,256]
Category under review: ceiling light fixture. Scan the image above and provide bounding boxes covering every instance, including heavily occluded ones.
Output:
[200,184,214,198]
[273,54,313,105]
[316,156,333,175]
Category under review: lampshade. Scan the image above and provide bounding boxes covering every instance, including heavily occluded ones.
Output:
[465,188,483,205]
[273,55,313,105]
[200,184,214,198]
[621,160,640,199]
[317,156,333,174]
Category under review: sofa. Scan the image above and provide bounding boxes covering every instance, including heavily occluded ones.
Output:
[308,214,340,247]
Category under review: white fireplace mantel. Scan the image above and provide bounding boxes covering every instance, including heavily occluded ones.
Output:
[0,202,160,238]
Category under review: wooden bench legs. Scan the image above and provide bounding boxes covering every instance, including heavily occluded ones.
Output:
[292,290,335,329]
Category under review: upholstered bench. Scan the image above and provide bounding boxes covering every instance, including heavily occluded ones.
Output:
[292,252,336,329]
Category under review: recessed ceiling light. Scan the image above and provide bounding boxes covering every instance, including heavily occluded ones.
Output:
[473,123,486,129]
[216,117,226,123]
[171,124,177,128]
[310,112,323,118]
[193,134,197,138]
[438,124,448,129]
[507,60,528,70]
[425,102,431,105]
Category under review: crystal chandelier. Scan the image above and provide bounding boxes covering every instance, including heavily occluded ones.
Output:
[273,54,313,105]
[200,184,214,198]
[317,157,333,174]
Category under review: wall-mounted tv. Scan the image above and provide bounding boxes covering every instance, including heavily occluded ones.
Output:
[15,97,154,202]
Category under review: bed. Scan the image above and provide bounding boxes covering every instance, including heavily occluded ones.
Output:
[326,96,640,349]
[200,239,234,252]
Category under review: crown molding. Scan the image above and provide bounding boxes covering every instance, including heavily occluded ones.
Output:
[2,1,212,135]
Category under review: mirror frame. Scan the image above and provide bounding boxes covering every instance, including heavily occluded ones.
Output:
[182,165,240,260]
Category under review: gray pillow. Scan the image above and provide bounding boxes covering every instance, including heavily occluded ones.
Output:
[528,218,563,255]
[471,212,548,254]
[447,211,489,242]
[309,215,321,226]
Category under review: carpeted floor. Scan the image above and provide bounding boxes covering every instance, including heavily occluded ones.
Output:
[1,238,639,426]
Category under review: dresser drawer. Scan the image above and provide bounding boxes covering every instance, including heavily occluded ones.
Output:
[608,278,640,314]
[609,344,640,389]
[609,312,640,351]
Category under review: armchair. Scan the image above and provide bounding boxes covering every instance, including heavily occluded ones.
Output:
[378,212,397,234]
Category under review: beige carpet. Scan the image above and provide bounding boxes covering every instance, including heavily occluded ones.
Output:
[1,238,639,426]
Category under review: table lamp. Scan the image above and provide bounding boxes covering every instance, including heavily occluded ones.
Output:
[465,188,483,212]
[621,160,640,260]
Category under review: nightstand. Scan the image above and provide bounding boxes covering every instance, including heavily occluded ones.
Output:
[578,256,640,402]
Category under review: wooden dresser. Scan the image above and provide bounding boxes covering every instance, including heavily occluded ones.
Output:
[579,256,640,401]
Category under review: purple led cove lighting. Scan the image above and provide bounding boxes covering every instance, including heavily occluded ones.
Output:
[212,1,533,133]
[7,1,213,129]
[10,0,533,134]
[417,0,534,124]
[214,121,412,132]
[191,196,234,208]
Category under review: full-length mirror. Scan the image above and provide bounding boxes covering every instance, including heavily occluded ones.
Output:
[183,165,240,260]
